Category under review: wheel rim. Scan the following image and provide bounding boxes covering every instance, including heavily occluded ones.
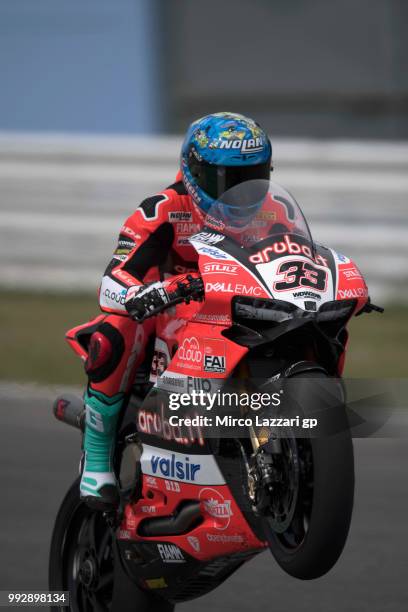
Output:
[64,504,114,611]
[266,437,314,551]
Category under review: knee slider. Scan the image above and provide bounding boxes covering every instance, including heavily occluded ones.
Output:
[85,323,125,383]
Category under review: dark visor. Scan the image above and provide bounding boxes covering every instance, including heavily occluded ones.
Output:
[189,154,271,201]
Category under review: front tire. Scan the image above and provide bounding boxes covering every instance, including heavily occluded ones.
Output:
[263,372,354,580]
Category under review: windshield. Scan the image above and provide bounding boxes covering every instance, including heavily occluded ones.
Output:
[203,179,313,250]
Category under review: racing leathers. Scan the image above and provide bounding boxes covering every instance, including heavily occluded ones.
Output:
[79,175,204,507]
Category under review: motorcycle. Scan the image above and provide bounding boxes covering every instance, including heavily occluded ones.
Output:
[49,180,383,611]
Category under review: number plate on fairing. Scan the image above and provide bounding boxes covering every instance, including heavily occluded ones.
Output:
[256,255,334,308]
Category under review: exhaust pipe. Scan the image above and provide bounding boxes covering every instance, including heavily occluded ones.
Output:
[53,394,85,431]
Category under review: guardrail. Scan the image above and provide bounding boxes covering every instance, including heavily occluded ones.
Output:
[0,133,407,302]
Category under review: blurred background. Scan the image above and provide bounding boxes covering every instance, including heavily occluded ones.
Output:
[0,1,407,610]
[0,0,407,384]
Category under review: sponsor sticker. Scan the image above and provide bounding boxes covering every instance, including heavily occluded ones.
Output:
[145,475,158,488]
[168,211,193,222]
[194,244,229,260]
[177,337,202,371]
[177,237,192,247]
[206,533,245,544]
[199,488,232,530]
[176,222,201,234]
[193,232,225,246]
[150,339,170,381]
[250,235,328,267]
[218,136,265,154]
[293,290,322,301]
[150,453,201,482]
[187,536,200,552]
[342,267,363,281]
[333,250,350,264]
[104,287,127,305]
[338,287,368,299]
[164,480,181,492]
[157,544,185,564]
[140,505,156,514]
[205,281,263,297]
[203,338,226,373]
[202,263,239,275]
[120,225,141,240]
[141,444,225,485]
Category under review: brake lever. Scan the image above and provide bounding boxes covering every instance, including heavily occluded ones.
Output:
[356,298,384,316]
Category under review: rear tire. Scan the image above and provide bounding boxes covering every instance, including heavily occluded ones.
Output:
[264,372,354,579]
[49,478,174,611]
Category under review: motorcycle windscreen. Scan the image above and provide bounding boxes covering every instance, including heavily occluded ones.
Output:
[203,179,335,308]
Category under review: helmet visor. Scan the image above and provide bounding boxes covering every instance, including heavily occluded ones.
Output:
[189,154,271,201]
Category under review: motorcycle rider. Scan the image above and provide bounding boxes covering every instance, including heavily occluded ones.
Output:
[78,112,272,509]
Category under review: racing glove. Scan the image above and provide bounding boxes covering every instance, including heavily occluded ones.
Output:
[125,274,204,322]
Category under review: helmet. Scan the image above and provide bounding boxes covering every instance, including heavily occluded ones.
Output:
[181,112,272,221]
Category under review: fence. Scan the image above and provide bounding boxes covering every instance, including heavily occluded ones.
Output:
[0,133,407,302]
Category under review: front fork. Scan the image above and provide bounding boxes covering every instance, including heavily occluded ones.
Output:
[236,361,285,514]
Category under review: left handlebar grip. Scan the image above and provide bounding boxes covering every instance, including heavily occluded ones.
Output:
[53,394,85,431]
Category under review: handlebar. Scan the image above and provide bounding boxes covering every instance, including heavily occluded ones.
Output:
[356,297,384,316]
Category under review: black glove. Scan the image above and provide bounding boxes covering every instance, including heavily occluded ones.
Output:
[125,282,171,322]
[125,275,204,322]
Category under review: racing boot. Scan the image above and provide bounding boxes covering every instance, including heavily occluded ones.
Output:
[79,388,124,510]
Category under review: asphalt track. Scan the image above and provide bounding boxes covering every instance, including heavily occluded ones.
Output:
[0,384,407,612]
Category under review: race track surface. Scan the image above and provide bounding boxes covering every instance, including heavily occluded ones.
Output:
[0,384,406,612]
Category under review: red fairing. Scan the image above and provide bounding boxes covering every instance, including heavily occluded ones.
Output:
[335,255,369,314]
[118,475,267,559]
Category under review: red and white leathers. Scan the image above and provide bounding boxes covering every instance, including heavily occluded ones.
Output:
[83,174,204,398]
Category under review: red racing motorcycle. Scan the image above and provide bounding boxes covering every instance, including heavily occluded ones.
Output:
[49,180,382,611]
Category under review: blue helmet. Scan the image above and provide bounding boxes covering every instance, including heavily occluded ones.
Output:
[181,112,272,219]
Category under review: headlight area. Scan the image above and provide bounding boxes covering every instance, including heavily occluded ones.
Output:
[223,296,357,351]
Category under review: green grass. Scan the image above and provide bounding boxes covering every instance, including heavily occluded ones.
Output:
[0,291,406,384]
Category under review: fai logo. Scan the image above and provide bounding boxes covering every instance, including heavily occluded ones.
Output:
[203,339,226,373]
[187,536,200,552]
[157,543,185,564]
[199,488,233,530]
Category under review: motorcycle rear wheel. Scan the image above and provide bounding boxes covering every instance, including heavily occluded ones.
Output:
[49,478,174,611]
[264,372,354,580]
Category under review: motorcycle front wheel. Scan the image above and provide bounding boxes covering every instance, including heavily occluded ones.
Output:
[49,478,173,611]
[263,372,354,580]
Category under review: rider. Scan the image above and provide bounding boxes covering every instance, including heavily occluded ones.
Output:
[78,112,272,509]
